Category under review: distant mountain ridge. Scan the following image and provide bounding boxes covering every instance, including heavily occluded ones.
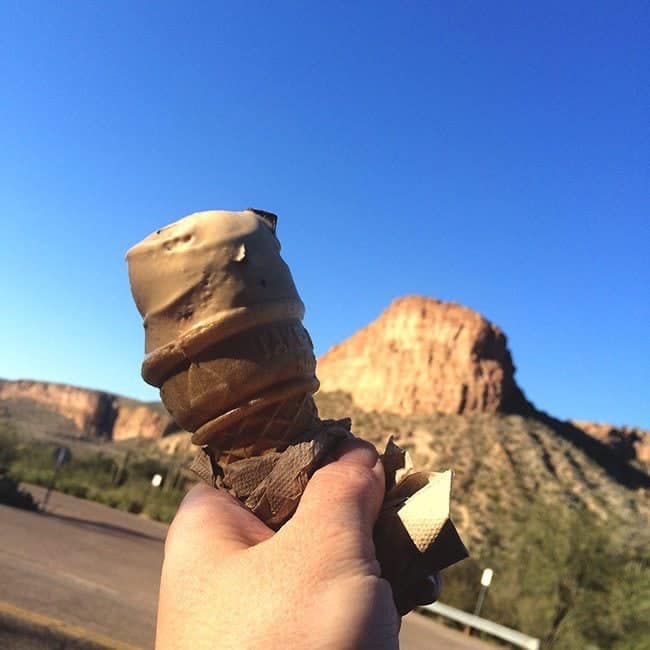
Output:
[0,378,178,441]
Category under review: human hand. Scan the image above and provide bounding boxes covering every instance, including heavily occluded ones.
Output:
[157,440,440,649]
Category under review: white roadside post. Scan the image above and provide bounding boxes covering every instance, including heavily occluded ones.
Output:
[474,567,493,618]
[143,473,164,513]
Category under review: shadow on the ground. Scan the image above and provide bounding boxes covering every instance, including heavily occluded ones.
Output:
[40,510,165,543]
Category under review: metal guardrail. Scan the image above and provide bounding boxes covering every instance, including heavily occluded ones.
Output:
[421,601,541,650]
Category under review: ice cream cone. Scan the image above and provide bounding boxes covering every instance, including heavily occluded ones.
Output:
[127,207,469,615]
[126,209,320,460]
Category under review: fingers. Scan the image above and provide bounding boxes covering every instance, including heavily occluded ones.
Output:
[285,439,385,562]
[165,483,273,559]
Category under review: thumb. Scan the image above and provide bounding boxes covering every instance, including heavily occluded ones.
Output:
[286,439,385,556]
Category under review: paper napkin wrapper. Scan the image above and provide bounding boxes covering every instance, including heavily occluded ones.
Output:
[191,420,468,614]
[375,437,468,613]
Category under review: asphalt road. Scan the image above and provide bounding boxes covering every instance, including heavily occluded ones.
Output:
[1,485,491,650]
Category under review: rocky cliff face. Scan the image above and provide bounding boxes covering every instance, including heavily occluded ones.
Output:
[0,380,117,435]
[317,295,529,417]
[112,405,176,441]
[0,379,175,440]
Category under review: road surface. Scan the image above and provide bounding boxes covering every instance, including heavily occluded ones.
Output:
[1,485,491,649]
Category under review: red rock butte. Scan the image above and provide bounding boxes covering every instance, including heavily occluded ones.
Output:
[317,295,529,416]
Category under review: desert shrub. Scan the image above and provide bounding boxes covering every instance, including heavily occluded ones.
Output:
[0,423,20,467]
[127,457,168,480]
[459,501,650,649]
[54,478,89,499]
[1,432,188,523]
[144,493,184,522]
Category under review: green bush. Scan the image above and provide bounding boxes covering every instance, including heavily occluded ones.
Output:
[0,432,188,524]
[0,424,20,467]
[451,501,650,649]
[144,495,184,522]
[55,478,89,499]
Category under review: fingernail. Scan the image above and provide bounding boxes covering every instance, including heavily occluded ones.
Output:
[334,439,380,469]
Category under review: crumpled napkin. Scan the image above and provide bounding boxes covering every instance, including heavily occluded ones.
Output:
[190,419,468,614]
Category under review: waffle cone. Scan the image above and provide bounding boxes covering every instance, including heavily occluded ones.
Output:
[205,393,319,465]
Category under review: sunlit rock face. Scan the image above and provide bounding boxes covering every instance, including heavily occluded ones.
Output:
[0,379,175,440]
[112,405,175,441]
[0,379,117,435]
[317,295,529,417]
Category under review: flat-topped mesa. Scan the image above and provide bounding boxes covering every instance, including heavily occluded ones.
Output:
[126,209,319,462]
[318,295,529,417]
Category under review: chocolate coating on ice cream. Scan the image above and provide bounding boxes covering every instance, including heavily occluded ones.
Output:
[127,209,303,364]
[127,209,319,450]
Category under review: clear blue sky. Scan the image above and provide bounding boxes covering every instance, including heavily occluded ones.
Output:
[1,2,648,427]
